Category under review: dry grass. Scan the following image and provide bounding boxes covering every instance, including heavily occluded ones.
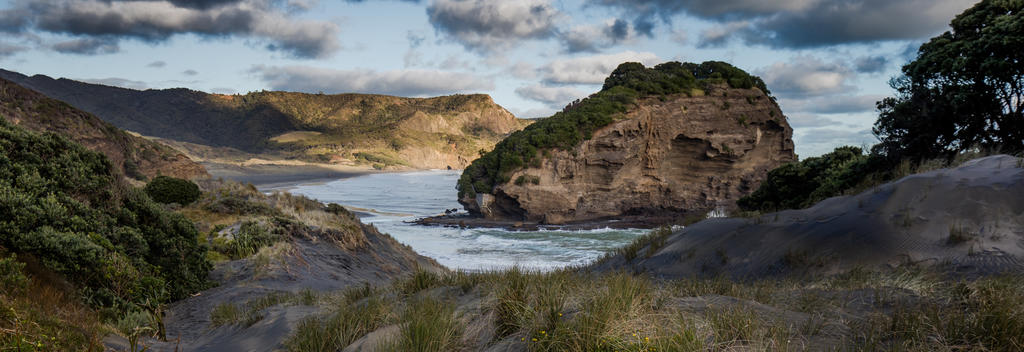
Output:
[0,256,108,351]
[284,264,1024,352]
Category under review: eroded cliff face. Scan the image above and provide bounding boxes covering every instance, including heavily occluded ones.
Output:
[463,85,795,224]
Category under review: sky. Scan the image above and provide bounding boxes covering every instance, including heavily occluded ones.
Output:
[0,0,981,157]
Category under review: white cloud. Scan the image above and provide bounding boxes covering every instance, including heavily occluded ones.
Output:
[758,56,854,97]
[250,65,494,97]
[427,0,559,52]
[515,84,586,106]
[541,51,662,85]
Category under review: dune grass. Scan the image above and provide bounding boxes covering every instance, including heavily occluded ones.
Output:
[282,262,1024,351]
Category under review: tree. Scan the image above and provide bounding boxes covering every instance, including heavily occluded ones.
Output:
[874,0,1024,161]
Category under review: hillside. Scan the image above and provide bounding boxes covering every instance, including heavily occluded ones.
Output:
[0,77,208,181]
[592,154,1024,278]
[457,61,795,224]
[0,69,530,170]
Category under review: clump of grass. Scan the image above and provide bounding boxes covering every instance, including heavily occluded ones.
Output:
[210,303,253,327]
[396,267,442,295]
[285,295,392,352]
[618,225,673,261]
[381,297,462,352]
[947,222,977,245]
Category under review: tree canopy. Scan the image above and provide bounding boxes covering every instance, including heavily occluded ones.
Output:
[874,0,1024,161]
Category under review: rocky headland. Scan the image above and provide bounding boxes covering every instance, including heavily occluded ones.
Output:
[456,61,795,225]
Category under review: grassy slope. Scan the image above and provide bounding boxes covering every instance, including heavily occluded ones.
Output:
[0,70,529,168]
[0,77,207,181]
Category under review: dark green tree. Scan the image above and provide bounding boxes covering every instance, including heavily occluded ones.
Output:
[874,0,1024,161]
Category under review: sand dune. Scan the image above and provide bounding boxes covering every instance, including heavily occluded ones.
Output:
[594,155,1024,278]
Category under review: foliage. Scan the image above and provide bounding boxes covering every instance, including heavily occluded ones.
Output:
[0,253,27,294]
[737,146,886,212]
[458,61,768,199]
[873,0,1024,161]
[0,117,210,314]
[143,175,201,205]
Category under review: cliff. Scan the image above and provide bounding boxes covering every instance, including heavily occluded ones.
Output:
[0,69,530,170]
[0,77,208,181]
[458,62,796,224]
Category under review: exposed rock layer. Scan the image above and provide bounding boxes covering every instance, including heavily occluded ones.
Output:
[462,85,796,224]
[0,77,208,181]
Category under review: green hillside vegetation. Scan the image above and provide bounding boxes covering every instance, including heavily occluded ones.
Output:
[457,61,770,200]
[0,117,211,319]
[740,0,1023,213]
[0,71,528,168]
[0,77,207,181]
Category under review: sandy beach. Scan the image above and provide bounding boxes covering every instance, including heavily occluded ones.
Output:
[202,161,376,187]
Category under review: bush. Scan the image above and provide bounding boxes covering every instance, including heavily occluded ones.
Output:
[0,117,210,314]
[0,253,28,294]
[738,146,887,212]
[144,175,201,205]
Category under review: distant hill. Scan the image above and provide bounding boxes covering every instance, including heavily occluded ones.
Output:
[0,77,208,181]
[0,69,531,170]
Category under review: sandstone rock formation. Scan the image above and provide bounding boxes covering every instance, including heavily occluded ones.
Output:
[464,84,795,224]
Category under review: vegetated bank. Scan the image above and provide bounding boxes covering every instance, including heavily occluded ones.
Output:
[0,69,531,171]
[457,61,795,224]
[0,77,207,182]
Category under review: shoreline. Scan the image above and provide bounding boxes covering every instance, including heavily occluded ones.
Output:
[202,161,378,188]
[414,213,675,231]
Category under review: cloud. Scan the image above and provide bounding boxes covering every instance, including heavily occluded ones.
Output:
[852,55,888,74]
[427,0,559,52]
[0,42,27,58]
[7,0,340,59]
[182,69,198,76]
[541,51,661,85]
[781,94,886,115]
[515,84,586,106]
[80,77,148,90]
[797,127,875,145]
[757,56,853,97]
[697,21,749,48]
[211,87,238,94]
[561,18,636,53]
[51,37,119,54]
[590,0,975,48]
[250,65,494,97]
[146,60,166,68]
[783,112,837,129]
[506,61,536,80]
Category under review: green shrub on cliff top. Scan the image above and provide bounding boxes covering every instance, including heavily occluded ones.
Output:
[457,61,769,200]
[0,117,210,313]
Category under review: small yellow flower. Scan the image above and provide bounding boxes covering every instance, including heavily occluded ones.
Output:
[541,330,546,334]
[532,338,538,342]
[558,313,562,316]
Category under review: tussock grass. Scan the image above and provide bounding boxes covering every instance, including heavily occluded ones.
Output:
[379,297,462,352]
[284,259,1024,352]
[285,295,393,352]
